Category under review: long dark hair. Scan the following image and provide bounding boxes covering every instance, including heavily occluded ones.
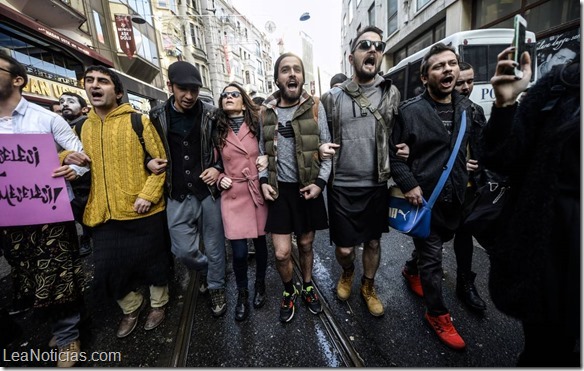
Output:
[215,82,260,148]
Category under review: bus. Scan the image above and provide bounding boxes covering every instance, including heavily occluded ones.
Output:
[385,29,537,119]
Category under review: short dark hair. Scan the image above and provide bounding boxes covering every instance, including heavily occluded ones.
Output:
[273,52,305,82]
[420,43,459,77]
[83,65,125,105]
[350,26,383,53]
[458,61,473,72]
[0,50,28,92]
[59,92,87,108]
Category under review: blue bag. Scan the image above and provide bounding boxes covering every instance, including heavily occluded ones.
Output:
[388,111,467,239]
[388,188,431,239]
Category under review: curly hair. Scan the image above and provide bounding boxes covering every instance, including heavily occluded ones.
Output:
[215,82,260,148]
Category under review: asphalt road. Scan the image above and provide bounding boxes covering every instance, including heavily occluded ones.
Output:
[184,229,524,367]
[0,225,524,367]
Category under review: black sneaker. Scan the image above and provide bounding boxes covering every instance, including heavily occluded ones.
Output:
[301,285,322,314]
[279,287,298,323]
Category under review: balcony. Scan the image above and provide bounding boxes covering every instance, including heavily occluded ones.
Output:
[7,0,86,29]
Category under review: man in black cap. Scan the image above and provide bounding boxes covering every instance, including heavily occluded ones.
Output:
[149,61,227,317]
[329,73,348,89]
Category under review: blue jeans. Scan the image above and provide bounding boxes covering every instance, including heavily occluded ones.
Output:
[166,195,226,290]
[230,237,268,289]
[51,312,80,347]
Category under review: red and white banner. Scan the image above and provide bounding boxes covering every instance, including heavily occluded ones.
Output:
[115,14,136,59]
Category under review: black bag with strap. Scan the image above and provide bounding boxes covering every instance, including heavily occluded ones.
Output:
[72,112,149,219]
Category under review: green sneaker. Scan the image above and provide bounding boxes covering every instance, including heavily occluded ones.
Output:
[279,287,299,323]
[301,285,322,314]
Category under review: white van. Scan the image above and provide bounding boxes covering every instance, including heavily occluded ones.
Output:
[385,29,537,119]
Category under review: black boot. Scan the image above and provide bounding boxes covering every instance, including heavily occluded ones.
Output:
[235,289,249,321]
[253,280,266,308]
[456,271,486,311]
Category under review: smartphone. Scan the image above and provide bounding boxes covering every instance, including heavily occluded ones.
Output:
[512,14,527,78]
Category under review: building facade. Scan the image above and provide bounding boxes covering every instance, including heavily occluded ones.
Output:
[0,0,276,111]
[340,0,580,76]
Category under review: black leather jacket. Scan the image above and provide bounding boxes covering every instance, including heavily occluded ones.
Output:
[149,98,223,199]
[390,90,472,204]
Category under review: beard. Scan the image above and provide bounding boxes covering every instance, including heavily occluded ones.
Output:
[62,111,79,121]
[0,79,15,100]
[426,79,453,100]
[280,85,302,103]
[354,67,378,81]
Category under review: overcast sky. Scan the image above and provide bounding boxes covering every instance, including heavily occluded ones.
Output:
[230,0,343,75]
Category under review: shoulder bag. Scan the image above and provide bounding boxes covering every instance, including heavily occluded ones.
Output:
[388,111,467,239]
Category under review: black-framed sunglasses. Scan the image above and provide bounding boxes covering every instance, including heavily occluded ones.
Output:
[220,91,241,99]
[353,40,386,53]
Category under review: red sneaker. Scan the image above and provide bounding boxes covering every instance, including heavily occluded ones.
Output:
[402,267,424,297]
[424,312,466,350]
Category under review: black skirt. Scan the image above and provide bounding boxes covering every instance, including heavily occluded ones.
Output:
[265,182,328,236]
[328,185,389,246]
[91,212,170,301]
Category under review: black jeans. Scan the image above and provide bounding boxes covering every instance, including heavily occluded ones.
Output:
[412,230,449,316]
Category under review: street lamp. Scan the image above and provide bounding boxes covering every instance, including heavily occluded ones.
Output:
[299,12,311,21]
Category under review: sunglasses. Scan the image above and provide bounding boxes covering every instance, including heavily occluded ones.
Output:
[353,40,386,53]
[220,91,241,99]
[0,66,14,75]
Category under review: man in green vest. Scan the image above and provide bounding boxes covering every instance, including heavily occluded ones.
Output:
[259,52,332,323]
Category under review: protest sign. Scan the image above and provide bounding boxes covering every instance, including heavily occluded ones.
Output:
[0,134,74,226]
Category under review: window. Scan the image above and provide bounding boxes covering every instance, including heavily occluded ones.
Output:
[92,10,106,44]
[416,0,433,11]
[342,14,347,36]
[393,20,445,64]
[473,0,578,31]
[195,25,203,47]
[245,70,250,84]
[190,23,197,46]
[0,27,84,85]
[348,0,353,24]
[459,43,537,83]
[387,0,398,34]
[368,3,375,26]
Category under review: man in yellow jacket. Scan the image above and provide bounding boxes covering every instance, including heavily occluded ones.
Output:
[81,66,170,339]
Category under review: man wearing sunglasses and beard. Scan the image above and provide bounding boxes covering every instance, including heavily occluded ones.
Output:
[321,26,401,318]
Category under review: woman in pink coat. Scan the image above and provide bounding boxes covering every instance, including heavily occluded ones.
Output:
[214,83,268,321]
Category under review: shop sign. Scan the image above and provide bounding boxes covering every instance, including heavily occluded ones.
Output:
[22,75,88,102]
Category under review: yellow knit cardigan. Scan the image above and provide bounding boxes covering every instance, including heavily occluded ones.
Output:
[81,103,166,227]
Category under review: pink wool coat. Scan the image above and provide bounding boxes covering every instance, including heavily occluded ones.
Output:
[217,122,268,240]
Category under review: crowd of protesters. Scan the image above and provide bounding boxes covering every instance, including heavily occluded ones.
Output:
[0,21,579,368]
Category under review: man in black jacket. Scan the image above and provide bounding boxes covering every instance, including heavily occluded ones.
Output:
[59,92,92,257]
[149,61,226,317]
[390,43,472,350]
